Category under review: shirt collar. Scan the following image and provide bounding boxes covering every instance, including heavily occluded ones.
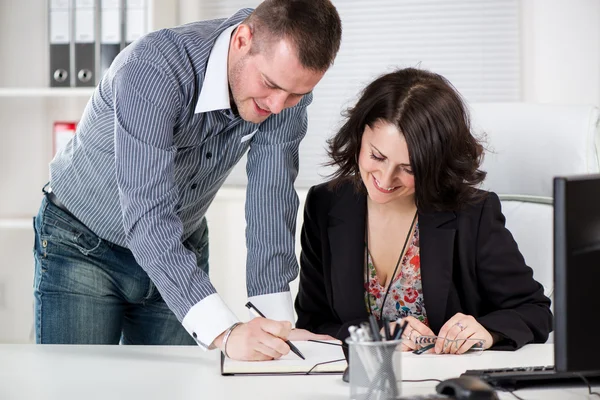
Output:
[195,24,238,114]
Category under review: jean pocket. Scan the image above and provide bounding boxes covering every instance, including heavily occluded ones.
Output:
[32,215,47,264]
[40,206,106,257]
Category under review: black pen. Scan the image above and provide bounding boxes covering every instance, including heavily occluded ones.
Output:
[413,343,435,355]
[383,317,392,341]
[393,320,409,341]
[245,301,306,360]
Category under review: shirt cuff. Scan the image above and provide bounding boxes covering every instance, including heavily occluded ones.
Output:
[247,292,295,326]
[182,293,239,350]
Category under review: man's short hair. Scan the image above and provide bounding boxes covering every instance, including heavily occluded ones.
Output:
[245,0,342,71]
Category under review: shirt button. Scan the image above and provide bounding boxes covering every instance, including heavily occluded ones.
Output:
[193,332,197,339]
[206,152,212,159]
[191,183,198,190]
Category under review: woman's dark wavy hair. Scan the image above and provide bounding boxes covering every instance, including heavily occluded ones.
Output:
[327,67,487,212]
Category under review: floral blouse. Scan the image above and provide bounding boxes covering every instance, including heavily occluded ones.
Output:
[364,221,429,325]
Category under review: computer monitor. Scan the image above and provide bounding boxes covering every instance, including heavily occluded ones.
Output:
[554,174,600,373]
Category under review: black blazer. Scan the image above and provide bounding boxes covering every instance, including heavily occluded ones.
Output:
[295,180,552,350]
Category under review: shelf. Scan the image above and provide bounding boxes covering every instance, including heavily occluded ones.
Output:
[0,88,95,98]
[0,219,32,230]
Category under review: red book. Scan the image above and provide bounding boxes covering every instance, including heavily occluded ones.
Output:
[52,121,77,157]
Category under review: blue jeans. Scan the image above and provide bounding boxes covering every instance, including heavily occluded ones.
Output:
[33,195,208,345]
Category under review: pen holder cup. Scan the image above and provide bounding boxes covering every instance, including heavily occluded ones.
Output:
[346,338,402,400]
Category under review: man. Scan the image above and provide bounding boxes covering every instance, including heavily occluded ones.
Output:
[33,0,342,361]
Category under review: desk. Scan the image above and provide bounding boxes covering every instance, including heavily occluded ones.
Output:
[0,344,595,399]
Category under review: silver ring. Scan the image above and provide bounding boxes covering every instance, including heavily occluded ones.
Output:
[455,322,466,331]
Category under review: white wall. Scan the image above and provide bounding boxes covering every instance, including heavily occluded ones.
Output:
[206,189,307,322]
[0,226,34,343]
[521,0,600,106]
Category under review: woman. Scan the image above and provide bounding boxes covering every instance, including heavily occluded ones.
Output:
[294,68,552,353]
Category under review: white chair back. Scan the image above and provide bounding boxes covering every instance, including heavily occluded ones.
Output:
[469,103,600,307]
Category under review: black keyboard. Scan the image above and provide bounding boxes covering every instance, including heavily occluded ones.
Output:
[462,366,600,390]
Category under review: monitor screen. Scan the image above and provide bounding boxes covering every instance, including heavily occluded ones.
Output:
[554,174,600,373]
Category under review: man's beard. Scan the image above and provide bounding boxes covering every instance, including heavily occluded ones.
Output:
[228,55,248,119]
[228,88,239,116]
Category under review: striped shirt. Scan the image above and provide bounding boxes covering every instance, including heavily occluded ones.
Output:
[49,9,311,348]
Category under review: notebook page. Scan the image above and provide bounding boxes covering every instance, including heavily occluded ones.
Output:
[222,340,347,375]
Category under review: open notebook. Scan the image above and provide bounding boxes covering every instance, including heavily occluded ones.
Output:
[221,340,347,375]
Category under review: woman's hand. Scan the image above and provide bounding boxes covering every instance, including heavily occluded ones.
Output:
[435,313,494,354]
[287,328,336,342]
[396,316,435,352]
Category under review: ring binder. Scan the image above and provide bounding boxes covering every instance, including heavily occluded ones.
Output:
[125,0,147,47]
[100,0,122,79]
[74,0,97,87]
[49,0,72,87]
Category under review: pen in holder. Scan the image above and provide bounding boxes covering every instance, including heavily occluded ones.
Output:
[346,338,402,400]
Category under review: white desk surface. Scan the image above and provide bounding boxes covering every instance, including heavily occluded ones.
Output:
[0,344,596,400]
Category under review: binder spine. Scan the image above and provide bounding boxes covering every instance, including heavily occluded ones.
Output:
[125,0,147,47]
[100,0,122,80]
[74,0,96,87]
[49,0,72,87]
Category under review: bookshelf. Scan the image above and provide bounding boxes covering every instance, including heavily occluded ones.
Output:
[0,88,96,98]
[0,0,179,344]
[0,0,178,220]
[0,219,32,230]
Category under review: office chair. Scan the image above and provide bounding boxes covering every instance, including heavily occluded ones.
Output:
[469,103,600,330]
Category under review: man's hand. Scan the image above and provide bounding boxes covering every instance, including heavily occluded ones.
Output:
[213,317,292,361]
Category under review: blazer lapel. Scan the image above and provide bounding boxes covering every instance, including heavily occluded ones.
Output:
[327,185,369,322]
[419,211,457,334]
